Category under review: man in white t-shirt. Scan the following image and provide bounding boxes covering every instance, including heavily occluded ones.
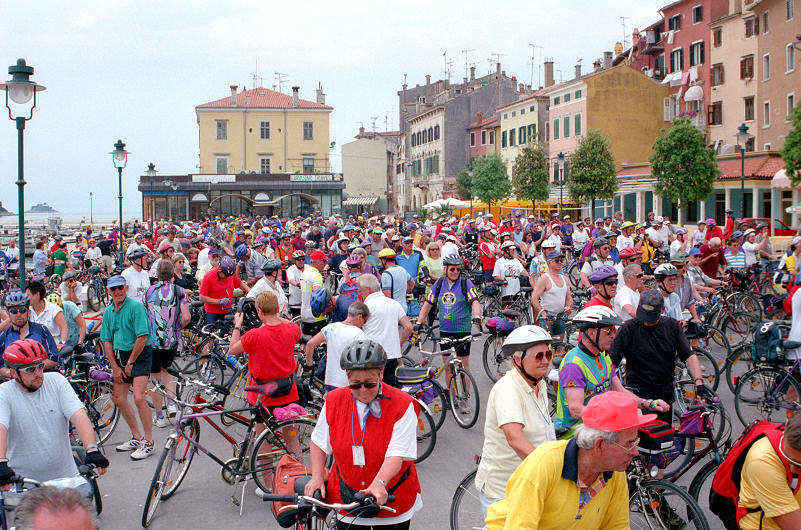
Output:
[669,228,689,255]
[572,221,589,248]
[646,216,669,250]
[121,249,152,303]
[492,241,528,297]
[286,251,306,318]
[613,264,644,321]
[4,238,19,274]
[84,238,103,267]
[303,302,368,391]
[616,222,635,250]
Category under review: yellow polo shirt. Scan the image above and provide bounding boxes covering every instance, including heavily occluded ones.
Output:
[485,439,629,530]
[739,437,801,530]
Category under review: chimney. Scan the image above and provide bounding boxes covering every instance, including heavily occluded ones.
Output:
[632,28,640,48]
[470,66,476,81]
[292,86,300,108]
[316,82,326,105]
[359,126,365,136]
[476,111,483,124]
[544,61,554,87]
[603,51,613,69]
[496,62,501,75]
[229,85,237,106]
[593,59,602,72]
[463,76,468,84]
[519,83,525,93]
[425,74,431,85]
[574,64,582,79]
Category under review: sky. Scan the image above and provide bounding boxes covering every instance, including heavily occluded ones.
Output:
[0,0,665,218]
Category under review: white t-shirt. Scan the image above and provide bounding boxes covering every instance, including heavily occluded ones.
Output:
[197,247,211,270]
[29,302,63,341]
[492,257,525,297]
[5,247,19,270]
[616,235,634,250]
[84,246,102,266]
[572,228,589,247]
[787,287,801,360]
[646,227,667,249]
[613,284,640,322]
[362,292,407,359]
[300,266,324,323]
[247,277,288,314]
[546,234,562,254]
[320,323,366,388]
[669,239,688,255]
[742,241,757,266]
[440,241,460,261]
[59,282,84,307]
[121,266,152,302]
[286,264,304,306]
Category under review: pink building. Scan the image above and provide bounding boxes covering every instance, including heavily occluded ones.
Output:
[466,112,498,159]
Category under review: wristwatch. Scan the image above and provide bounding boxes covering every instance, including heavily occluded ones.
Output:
[375,478,388,487]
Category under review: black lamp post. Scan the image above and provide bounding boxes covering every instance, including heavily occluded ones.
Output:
[0,59,45,289]
[556,152,568,218]
[468,166,473,218]
[146,163,157,233]
[735,123,753,219]
[110,139,129,265]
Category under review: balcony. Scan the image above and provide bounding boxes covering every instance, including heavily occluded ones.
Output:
[411,175,444,188]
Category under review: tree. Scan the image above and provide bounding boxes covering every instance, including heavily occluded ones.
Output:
[471,153,511,207]
[512,141,550,202]
[782,101,801,185]
[456,166,473,201]
[566,130,617,207]
[650,117,718,208]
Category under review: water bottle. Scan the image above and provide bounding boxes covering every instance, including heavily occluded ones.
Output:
[225,354,243,371]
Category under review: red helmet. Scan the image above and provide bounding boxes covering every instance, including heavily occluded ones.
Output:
[292,250,306,259]
[4,339,47,368]
[618,247,643,258]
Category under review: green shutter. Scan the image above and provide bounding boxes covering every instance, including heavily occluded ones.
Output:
[554,119,559,139]
[563,116,570,138]
[574,114,581,136]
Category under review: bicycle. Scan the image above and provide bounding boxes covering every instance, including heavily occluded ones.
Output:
[263,490,396,530]
[448,454,483,530]
[82,265,108,312]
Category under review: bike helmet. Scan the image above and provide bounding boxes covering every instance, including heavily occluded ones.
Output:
[592,237,609,249]
[3,338,47,368]
[4,291,29,308]
[588,265,618,283]
[501,325,552,356]
[378,248,396,259]
[541,239,557,249]
[62,270,77,281]
[620,221,635,230]
[305,240,316,249]
[653,263,680,280]
[340,339,387,370]
[127,247,149,261]
[261,258,282,274]
[572,306,623,330]
[618,246,642,259]
[310,287,332,318]
[158,241,174,253]
[234,244,249,260]
[49,274,62,286]
[347,242,360,252]
[500,241,517,252]
[292,250,306,260]
[442,254,463,267]
[46,293,63,308]
[219,256,236,276]
[345,255,362,268]
[190,236,204,245]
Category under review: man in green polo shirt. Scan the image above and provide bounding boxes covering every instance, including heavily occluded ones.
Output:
[100,275,154,460]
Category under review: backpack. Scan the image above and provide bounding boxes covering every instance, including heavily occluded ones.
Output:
[578,239,594,266]
[143,283,185,349]
[750,320,783,363]
[432,276,469,306]
[332,278,360,322]
[709,420,798,530]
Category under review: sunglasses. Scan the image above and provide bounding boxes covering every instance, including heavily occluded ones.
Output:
[528,350,554,361]
[8,307,28,315]
[348,381,379,390]
[18,362,45,375]
[109,285,126,292]
[635,273,644,278]
[550,258,564,263]
[603,279,618,286]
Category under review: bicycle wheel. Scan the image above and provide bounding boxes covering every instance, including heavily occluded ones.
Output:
[727,291,764,321]
[719,311,756,349]
[83,380,119,446]
[161,419,200,499]
[414,402,437,464]
[724,344,754,394]
[250,417,316,493]
[449,469,483,530]
[482,334,511,383]
[629,478,710,530]
[142,437,177,528]
[86,284,99,312]
[687,459,719,517]
[662,434,695,480]
[427,379,448,431]
[479,294,501,318]
[221,369,251,425]
[734,366,801,426]
[183,354,226,387]
[566,263,581,291]
[448,368,480,429]
[690,348,720,392]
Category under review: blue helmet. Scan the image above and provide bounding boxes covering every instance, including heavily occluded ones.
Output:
[310,287,331,318]
[4,291,29,308]
[234,244,249,260]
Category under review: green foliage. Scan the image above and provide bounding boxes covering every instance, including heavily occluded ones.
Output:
[456,167,473,201]
[566,130,618,204]
[649,117,718,204]
[782,102,801,185]
[512,141,550,202]
[471,153,511,207]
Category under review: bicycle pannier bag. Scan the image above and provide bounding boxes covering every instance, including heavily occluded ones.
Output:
[271,454,328,527]
[750,320,783,363]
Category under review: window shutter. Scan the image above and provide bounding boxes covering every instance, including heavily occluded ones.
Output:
[707,104,715,124]
[663,97,673,121]
[670,52,675,72]
[700,42,705,64]
[754,16,759,35]
[680,49,685,70]
[740,59,745,79]
[720,64,724,84]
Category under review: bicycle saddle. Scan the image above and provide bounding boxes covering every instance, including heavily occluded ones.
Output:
[501,309,521,319]
[87,266,101,275]
[190,300,204,308]
[783,340,801,350]
[520,286,533,293]
[493,279,506,286]
[84,331,100,341]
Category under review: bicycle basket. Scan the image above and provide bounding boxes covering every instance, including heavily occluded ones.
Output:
[750,320,783,363]
[396,366,434,385]
[485,316,516,335]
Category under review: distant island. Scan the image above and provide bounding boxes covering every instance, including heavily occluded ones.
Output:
[26,202,58,213]
[0,202,9,216]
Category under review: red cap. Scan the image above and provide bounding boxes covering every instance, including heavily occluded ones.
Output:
[582,391,656,432]
[310,250,327,261]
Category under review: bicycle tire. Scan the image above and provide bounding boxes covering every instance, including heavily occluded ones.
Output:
[687,458,719,516]
[479,294,502,318]
[726,291,764,321]
[141,437,176,528]
[448,368,480,429]
[482,333,511,383]
[719,311,756,349]
[449,469,482,530]
[183,354,226,387]
[86,284,99,312]
[249,417,316,494]
[83,380,119,446]
[220,369,251,425]
[629,478,710,530]
[734,366,801,426]
[690,347,721,392]
[161,419,200,499]
[421,378,448,431]
[414,401,437,463]
[662,434,695,480]
[724,344,753,394]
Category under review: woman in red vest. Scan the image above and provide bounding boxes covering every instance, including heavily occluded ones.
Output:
[305,340,422,529]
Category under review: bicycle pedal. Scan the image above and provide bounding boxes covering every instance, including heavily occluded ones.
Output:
[230,496,240,507]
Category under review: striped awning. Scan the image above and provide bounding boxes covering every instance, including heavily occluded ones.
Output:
[342,196,379,206]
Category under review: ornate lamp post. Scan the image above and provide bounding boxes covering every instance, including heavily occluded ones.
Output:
[110,140,129,265]
[146,163,157,233]
[734,123,753,219]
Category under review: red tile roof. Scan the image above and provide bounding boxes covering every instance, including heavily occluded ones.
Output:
[197,87,332,110]
[616,153,784,180]
[468,116,498,128]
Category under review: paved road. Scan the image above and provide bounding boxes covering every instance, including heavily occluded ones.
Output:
[92,337,738,529]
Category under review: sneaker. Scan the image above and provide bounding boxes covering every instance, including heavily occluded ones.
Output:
[131,440,155,460]
[115,437,142,452]
[167,403,179,417]
[153,415,170,428]
[457,399,471,415]
[254,486,271,499]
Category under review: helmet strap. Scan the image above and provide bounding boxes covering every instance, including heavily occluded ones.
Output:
[13,372,39,393]
[658,280,669,294]
[581,330,603,357]
[513,353,542,386]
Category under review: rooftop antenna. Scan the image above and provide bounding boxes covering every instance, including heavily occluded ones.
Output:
[461,49,475,79]
[274,72,288,93]
[250,60,263,88]
[489,52,508,77]
[370,116,378,131]
[384,111,390,132]
[620,16,631,49]
[556,68,567,83]
[528,43,543,87]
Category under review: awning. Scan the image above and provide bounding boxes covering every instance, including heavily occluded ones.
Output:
[190,192,209,202]
[661,71,681,85]
[772,169,792,189]
[253,192,271,202]
[342,196,379,206]
[684,85,704,101]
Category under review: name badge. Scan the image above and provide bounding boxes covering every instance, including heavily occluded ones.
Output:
[546,425,556,442]
[353,445,366,467]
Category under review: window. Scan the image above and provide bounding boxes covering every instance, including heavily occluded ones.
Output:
[303,121,314,140]
[530,105,536,112]
[763,100,771,126]
[574,114,582,136]
[527,124,536,140]
[741,55,755,79]
[745,17,759,37]
[789,93,796,119]
[713,27,723,47]
[216,157,228,173]
[416,131,422,144]
[575,90,582,99]
[410,133,416,147]
[260,121,270,139]
[481,130,487,144]
[519,126,526,144]
[690,41,705,66]
[788,0,794,20]
[509,129,516,146]
[502,130,507,148]
[554,96,560,105]
[712,63,725,85]
[302,157,314,173]
[762,11,769,33]
[765,143,772,150]
[563,116,570,138]
[708,101,723,125]
[553,119,559,139]
[489,130,495,144]
[671,48,684,72]
[428,127,433,141]
[422,129,428,143]
[693,5,703,23]
[788,44,796,73]
[433,125,440,140]
[745,96,755,120]
[564,93,571,102]
[216,121,227,140]
[470,132,475,146]
[503,113,508,119]
[763,54,771,80]
[511,111,516,117]
[260,157,271,173]
[668,14,681,30]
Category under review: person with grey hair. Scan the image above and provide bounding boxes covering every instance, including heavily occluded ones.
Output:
[303,301,370,391]
[613,263,644,321]
[486,391,649,529]
[13,486,97,529]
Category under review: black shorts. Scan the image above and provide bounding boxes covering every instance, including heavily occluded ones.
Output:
[301,320,325,337]
[116,345,153,382]
[441,331,471,357]
[150,347,177,374]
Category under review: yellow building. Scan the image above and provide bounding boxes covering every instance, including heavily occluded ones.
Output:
[496,92,549,176]
[196,84,332,175]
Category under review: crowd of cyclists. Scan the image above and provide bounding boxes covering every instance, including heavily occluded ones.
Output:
[0,205,799,528]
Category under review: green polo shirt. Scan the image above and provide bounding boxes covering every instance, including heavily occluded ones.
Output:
[100,296,151,351]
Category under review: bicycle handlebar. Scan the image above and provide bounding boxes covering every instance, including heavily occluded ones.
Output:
[262,492,397,514]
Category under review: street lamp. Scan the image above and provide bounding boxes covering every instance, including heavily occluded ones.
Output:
[555,152,568,218]
[468,166,473,219]
[0,59,45,289]
[146,163,157,233]
[735,123,753,219]
[110,139,129,265]
[89,192,93,226]
[162,178,178,221]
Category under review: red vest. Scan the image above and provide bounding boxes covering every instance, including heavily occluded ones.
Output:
[325,384,421,518]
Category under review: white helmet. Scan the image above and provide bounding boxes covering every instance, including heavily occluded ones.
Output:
[654,215,664,224]
[501,241,517,251]
[653,263,680,279]
[489,229,498,237]
[502,325,552,356]
[541,239,557,249]
[573,306,623,330]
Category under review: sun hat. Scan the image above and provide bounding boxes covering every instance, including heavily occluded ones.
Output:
[310,250,327,261]
[107,276,127,288]
[582,391,657,432]
[636,289,664,323]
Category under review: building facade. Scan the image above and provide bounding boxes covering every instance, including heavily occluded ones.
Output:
[341,128,402,213]
[496,93,549,176]
[467,112,499,160]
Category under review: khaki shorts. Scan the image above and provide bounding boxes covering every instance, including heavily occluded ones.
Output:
[101,255,113,270]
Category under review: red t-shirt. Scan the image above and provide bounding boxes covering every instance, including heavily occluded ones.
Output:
[198,267,241,314]
[479,239,497,271]
[241,321,301,407]
[583,296,613,309]
[704,226,724,241]
[699,244,727,278]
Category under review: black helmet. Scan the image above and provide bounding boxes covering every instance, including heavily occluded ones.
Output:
[340,340,387,370]
[442,255,462,267]
[128,248,148,261]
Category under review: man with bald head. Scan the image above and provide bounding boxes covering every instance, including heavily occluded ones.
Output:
[698,236,727,279]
